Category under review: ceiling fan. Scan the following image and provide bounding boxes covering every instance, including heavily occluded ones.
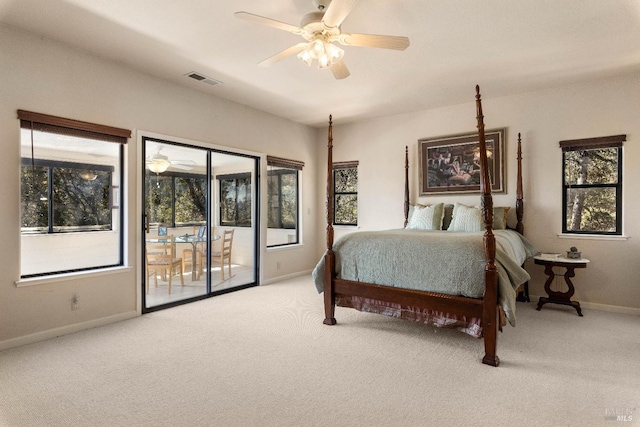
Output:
[235,0,410,79]
[146,148,195,174]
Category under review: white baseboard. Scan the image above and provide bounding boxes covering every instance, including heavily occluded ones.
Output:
[0,310,139,352]
[529,294,640,316]
[262,269,313,285]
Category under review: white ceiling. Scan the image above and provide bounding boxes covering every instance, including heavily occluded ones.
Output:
[2,0,640,128]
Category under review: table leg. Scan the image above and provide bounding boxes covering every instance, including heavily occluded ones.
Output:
[536,264,583,316]
[191,242,198,281]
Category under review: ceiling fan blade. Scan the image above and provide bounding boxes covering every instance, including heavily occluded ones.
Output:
[171,160,196,165]
[322,0,360,28]
[170,164,194,171]
[337,33,410,50]
[235,11,304,34]
[330,60,350,80]
[258,43,308,67]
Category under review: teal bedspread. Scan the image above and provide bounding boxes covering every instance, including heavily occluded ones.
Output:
[312,229,537,326]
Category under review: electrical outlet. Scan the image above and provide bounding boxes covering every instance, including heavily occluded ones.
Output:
[71,294,79,311]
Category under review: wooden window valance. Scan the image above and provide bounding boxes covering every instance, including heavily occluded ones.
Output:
[266,155,304,170]
[333,160,359,169]
[559,134,625,152]
[18,110,131,144]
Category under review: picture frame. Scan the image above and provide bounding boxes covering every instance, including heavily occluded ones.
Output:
[419,128,506,195]
[158,226,168,236]
[197,225,206,238]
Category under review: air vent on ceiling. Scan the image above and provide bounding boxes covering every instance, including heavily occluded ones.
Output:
[184,72,222,87]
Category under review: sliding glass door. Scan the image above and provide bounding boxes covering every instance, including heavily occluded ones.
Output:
[143,137,258,312]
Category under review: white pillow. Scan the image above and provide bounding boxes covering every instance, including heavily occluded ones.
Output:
[447,202,483,232]
[406,203,444,230]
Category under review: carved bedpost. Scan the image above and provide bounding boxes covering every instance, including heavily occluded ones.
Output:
[323,115,337,325]
[475,85,499,367]
[404,146,410,227]
[516,133,524,235]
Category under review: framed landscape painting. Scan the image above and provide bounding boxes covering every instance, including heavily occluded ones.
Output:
[419,128,506,195]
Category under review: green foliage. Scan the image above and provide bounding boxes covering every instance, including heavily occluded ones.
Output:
[335,194,357,225]
[267,169,297,229]
[334,168,357,225]
[146,174,207,226]
[21,164,111,232]
[175,177,206,224]
[335,168,357,192]
[220,175,251,227]
[564,148,617,185]
[564,147,618,232]
[20,165,48,229]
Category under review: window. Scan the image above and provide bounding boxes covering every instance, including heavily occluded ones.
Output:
[267,156,304,247]
[21,159,113,233]
[145,173,206,227]
[18,110,129,277]
[333,161,358,226]
[561,135,624,235]
[218,173,252,227]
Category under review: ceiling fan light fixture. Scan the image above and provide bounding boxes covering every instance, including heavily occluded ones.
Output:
[297,49,313,66]
[325,42,344,63]
[80,171,98,181]
[147,158,170,174]
[318,52,330,69]
[310,39,325,59]
[297,39,344,69]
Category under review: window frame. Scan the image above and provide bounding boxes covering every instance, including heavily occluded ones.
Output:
[18,109,130,278]
[560,134,624,236]
[217,172,252,227]
[333,161,359,226]
[267,168,298,230]
[266,155,304,248]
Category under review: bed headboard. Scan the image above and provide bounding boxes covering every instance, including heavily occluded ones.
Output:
[402,93,524,235]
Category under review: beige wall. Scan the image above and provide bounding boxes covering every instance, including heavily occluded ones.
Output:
[0,25,319,348]
[318,73,640,314]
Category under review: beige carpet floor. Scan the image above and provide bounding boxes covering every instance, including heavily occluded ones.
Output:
[0,275,638,427]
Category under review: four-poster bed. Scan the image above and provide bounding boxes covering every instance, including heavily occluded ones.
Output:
[313,86,534,366]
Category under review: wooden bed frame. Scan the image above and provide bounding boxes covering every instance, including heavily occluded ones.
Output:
[322,86,524,366]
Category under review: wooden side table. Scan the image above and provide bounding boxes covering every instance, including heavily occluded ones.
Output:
[533,255,590,316]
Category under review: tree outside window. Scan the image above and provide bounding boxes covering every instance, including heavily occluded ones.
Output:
[561,135,624,235]
[146,173,207,227]
[267,169,297,229]
[218,173,252,227]
[333,161,358,226]
[21,161,113,233]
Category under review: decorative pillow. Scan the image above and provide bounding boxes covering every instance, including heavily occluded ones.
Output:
[406,203,424,225]
[406,203,444,230]
[473,205,511,229]
[493,207,511,229]
[447,203,483,232]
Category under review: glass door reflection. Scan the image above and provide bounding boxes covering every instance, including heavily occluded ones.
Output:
[209,152,257,292]
[143,138,258,312]
[144,140,208,308]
